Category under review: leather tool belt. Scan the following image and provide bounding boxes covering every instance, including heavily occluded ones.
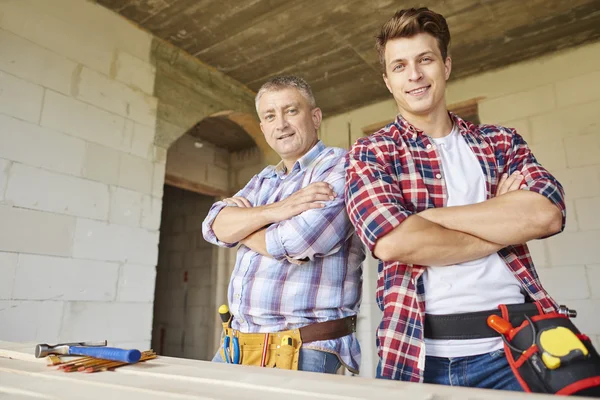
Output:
[425,302,600,396]
[219,315,356,370]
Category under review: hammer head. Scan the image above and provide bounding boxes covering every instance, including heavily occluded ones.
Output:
[34,340,107,358]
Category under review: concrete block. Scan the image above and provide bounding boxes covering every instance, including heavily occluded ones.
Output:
[41,90,128,151]
[131,123,155,160]
[528,140,566,173]
[527,239,549,267]
[13,254,119,301]
[170,234,192,252]
[82,142,120,185]
[0,252,18,299]
[60,302,153,342]
[231,147,263,169]
[127,92,158,128]
[586,265,600,299]
[536,265,589,301]
[153,163,166,198]
[122,119,134,152]
[214,148,230,169]
[0,205,75,257]
[187,288,210,307]
[576,197,600,231]
[562,199,578,233]
[592,336,600,352]
[0,71,43,123]
[557,299,600,335]
[501,119,532,145]
[0,114,85,176]
[0,2,113,75]
[73,218,159,265]
[552,167,600,200]
[113,51,155,95]
[154,146,167,165]
[76,67,129,117]
[0,29,76,95]
[0,300,63,342]
[184,215,204,233]
[564,133,600,169]
[141,195,163,231]
[117,264,157,303]
[188,267,213,289]
[479,84,555,124]
[205,164,229,192]
[547,231,600,266]
[530,100,600,144]
[6,163,109,220]
[109,186,143,227]
[169,253,184,270]
[0,158,10,201]
[111,340,151,352]
[555,70,600,109]
[118,153,153,195]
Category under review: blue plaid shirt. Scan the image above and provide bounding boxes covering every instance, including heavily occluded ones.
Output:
[202,141,364,373]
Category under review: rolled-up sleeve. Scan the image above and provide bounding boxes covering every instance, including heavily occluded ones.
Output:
[344,137,414,253]
[506,129,566,234]
[265,158,353,262]
[202,175,261,248]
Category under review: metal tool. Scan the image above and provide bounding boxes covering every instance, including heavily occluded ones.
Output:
[35,341,141,363]
[35,341,107,358]
[558,305,577,318]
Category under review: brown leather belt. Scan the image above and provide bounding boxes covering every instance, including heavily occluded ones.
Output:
[299,315,357,343]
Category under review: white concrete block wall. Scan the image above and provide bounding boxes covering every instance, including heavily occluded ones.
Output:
[0,0,164,350]
[320,41,600,376]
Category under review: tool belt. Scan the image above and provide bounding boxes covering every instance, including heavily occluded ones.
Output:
[219,315,356,370]
[425,302,600,396]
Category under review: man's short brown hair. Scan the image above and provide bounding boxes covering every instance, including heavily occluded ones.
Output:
[376,8,450,73]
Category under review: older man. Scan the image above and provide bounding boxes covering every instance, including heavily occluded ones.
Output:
[202,76,364,374]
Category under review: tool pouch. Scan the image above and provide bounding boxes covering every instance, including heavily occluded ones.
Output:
[220,323,302,370]
[499,303,600,396]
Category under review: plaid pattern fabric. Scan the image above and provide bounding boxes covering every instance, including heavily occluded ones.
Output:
[345,113,566,381]
[203,141,364,373]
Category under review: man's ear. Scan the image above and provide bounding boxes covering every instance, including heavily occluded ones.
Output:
[444,56,452,81]
[312,107,323,130]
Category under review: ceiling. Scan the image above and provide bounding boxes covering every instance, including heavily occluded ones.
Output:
[188,116,256,152]
[98,0,600,117]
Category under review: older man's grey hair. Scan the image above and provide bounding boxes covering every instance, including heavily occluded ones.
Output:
[255,76,317,114]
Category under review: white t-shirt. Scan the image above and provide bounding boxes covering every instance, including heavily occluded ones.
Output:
[423,124,524,358]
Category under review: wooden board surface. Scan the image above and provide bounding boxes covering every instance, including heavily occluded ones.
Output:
[1,341,594,400]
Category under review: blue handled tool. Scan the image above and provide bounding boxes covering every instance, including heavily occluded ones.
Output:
[232,336,240,364]
[35,342,141,363]
[69,346,141,363]
[223,336,231,363]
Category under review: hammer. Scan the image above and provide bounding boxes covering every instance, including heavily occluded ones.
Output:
[35,341,141,363]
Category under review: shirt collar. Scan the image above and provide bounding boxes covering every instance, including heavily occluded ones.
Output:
[393,112,475,141]
[260,140,326,179]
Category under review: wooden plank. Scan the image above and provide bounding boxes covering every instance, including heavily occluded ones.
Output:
[165,174,231,198]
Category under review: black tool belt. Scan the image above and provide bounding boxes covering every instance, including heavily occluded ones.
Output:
[424,303,540,340]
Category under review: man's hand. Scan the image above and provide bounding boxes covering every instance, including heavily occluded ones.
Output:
[496,172,525,196]
[263,182,336,223]
[223,196,252,208]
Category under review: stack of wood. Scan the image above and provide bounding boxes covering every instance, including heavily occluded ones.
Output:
[46,350,157,373]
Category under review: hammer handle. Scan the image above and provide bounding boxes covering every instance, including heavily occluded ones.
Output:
[68,346,141,363]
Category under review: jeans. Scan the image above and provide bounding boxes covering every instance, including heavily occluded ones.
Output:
[377,348,523,391]
[212,348,341,374]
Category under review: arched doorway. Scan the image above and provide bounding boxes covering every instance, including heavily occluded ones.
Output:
[151,112,271,361]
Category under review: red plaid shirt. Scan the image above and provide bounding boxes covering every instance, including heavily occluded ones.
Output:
[344,113,566,382]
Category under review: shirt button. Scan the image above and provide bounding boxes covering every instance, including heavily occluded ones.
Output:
[436,173,442,179]
[412,134,417,140]
[426,144,432,149]
[234,294,241,299]
[238,318,244,324]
